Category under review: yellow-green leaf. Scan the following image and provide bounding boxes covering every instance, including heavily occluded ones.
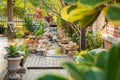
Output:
[61,6,70,21]
[78,10,101,27]
[69,7,94,22]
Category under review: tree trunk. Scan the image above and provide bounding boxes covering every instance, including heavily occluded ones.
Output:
[80,28,86,50]
[7,0,14,42]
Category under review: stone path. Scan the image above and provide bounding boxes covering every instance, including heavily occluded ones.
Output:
[0,37,8,80]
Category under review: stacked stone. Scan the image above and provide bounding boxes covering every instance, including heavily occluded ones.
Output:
[57,27,79,58]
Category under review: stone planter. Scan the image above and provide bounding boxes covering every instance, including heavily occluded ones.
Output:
[5,56,23,80]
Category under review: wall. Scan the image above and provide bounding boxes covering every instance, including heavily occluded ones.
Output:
[103,22,120,50]
[92,12,120,50]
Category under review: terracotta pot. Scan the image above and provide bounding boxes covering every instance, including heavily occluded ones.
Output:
[5,56,23,79]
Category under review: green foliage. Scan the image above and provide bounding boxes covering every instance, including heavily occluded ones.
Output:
[61,2,102,27]
[71,33,80,44]
[75,49,108,70]
[0,0,25,18]
[4,44,21,57]
[14,27,29,38]
[3,28,8,37]
[24,17,35,32]
[18,44,29,61]
[62,62,106,80]
[13,5,25,18]
[56,17,66,27]
[107,43,120,80]
[34,29,44,36]
[0,24,5,34]
[33,22,44,36]
[14,31,25,38]
[29,0,40,8]
[64,0,77,4]
[78,0,111,7]
[86,30,103,50]
[0,0,34,16]
[61,0,120,27]
[38,43,120,80]
[104,4,120,25]
[37,74,67,80]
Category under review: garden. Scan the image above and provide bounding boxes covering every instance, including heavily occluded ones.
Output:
[0,0,120,80]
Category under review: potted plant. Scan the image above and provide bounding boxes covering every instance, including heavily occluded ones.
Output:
[4,44,23,80]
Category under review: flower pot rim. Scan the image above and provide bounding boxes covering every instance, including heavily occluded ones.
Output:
[5,56,23,60]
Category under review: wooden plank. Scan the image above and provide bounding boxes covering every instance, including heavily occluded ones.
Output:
[25,54,71,69]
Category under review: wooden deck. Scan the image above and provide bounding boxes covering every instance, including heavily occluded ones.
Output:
[25,54,70,69]
[22,54,71,80]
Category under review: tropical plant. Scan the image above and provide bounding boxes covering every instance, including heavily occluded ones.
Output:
[4,44,21,57]
[61,0,120,28]
[38,43,120,80]
[74,49,108,70]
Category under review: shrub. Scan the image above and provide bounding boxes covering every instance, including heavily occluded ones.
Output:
[86,30,103,50]
[24,17,35,33]
[14,31,25,38]
[3,28,8,37]
[0,24,5,34]
[14,27,25,38]
[71,33,80,44]
[34,29,44,36]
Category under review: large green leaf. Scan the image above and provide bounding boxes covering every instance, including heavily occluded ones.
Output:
[96,51,108,70]
[84,67,106,80]
[82,54,94,63]
[4,47,11,53]
[104,4,120,26]
[89,48,106,56]
[62,62,85,80]
[107,43,120,80]
[75,56,94,65]
[37,74,68,80]
[68,3,94,22]
[62,62,106,80]
[78,0,112,7]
